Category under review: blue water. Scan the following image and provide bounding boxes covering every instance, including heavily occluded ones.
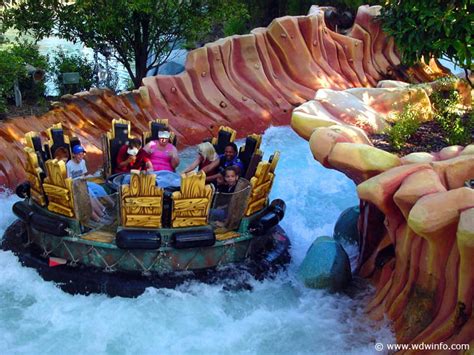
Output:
[0,126,394,354]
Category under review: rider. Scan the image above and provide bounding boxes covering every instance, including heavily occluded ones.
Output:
[207,142,243,185]
[143,130,179,172]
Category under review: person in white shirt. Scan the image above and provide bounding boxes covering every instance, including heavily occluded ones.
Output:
[66,145,110,222]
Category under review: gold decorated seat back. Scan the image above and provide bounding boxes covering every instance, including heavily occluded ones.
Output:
[245,151,280,216]
[43,159,75,217]
[23,146,46,206]
[45,123,78,161]
[238,133,263,179]
[120,171,164,228]
[103,118,133,176]
[211,126,236,155]
[25,131,48,170]
[143,119,177,146]
[171,171,213,228]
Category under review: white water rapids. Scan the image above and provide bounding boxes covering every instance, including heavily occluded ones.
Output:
[0,126,394,354]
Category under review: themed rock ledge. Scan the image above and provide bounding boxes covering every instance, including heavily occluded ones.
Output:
[294,93,474,347]
[0,5,445,190]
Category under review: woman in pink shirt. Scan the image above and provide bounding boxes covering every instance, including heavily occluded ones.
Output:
[144,130,180,172]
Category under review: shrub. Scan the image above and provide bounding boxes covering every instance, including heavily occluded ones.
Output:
[387,105,421,151]
[8,41,49,103]
[431,90,473,145]
[49,48,94,96]
[0,49,27,113]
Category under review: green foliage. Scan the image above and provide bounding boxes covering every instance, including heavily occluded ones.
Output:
[431,90,474,145]
[49,48,94,95]
[387,105,422,151]
[2,0,249,88]
[0,49,26,113]
[238,0,380,30]
[0,40,47,113]
[223,7,250,37]
[287,0,380,14]
[380,1,473,83]
[8,40,48,102]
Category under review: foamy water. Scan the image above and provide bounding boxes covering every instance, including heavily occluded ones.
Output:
[0,126,394,354]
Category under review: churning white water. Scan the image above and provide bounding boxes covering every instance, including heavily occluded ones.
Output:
[0,126,394,354]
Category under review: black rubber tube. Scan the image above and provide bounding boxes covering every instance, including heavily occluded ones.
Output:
[116,230,161,249]
[12,201,34,222]
[30,213,69,237]
[249,199,286,236]
[172,229,215,249]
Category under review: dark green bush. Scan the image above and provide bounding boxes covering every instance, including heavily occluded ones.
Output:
[0,49,27,113]
[387,105,421,151]
[9,41,49,103]
[431,90,473,145]
[49,48,94,96]
[0,41,48,113]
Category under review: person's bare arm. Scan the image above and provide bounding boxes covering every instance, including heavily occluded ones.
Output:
[182,156,201,173]
[117,155,136,168]
[170,147,180,170]
[202,159,219,173]
[206,172,224,184]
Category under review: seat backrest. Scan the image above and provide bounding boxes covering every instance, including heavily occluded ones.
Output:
[238,134,262,178]
[171,171,213,228]
[104,118,132,176]
[143,119,177,146]
[244,151,280,216]
[23,146,47,206]
[25,131,48,169]
[43,159,75,218]
[120,171,164,228]
[45,123,73,161]
[222,178,252,230]
[212,126,236,155]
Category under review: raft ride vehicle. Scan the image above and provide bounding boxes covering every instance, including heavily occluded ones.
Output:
[2,120,290,297]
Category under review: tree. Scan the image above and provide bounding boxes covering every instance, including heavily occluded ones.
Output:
[2,0,248,88]
[379,0,473,86]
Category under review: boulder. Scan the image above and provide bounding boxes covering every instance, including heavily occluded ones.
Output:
[333,205,360,245]
[297,236,352,292]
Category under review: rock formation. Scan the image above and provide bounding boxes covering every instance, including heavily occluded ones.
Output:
[0,5,444,190]
[1,4,469,347]
[297,236,352,292]
[294,86,473,347]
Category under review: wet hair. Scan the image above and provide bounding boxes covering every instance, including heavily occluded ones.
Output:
[224,165,240,176]
[54,147,69,161]
[225,142,238,153]
[128,138,142,148]
[197,142,218,162]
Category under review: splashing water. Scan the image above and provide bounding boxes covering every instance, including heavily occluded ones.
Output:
[0,126,394,354]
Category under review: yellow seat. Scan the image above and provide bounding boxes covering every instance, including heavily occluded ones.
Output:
[23,146,46,206]
[143,118,177,145]
[43,159,75,217]
[44,122,78,159]
[211,126,237,154]
[120,171,164,228]
[171,171,213,228]
[104,118,133,176]
[245,151,280,216]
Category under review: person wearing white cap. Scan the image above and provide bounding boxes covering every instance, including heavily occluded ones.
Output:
[143,129,179,172]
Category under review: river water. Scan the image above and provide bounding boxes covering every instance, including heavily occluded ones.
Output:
[0,126,394,354]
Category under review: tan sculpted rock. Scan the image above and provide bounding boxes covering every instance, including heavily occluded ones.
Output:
[0,5,445,190]
[298,112,474,346]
